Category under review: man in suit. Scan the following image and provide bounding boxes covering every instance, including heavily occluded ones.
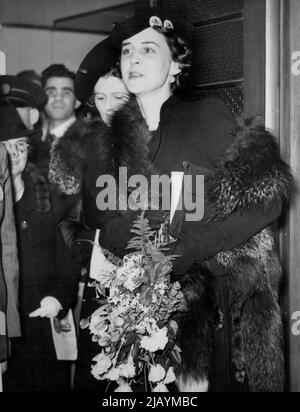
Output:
[34,64,80,177]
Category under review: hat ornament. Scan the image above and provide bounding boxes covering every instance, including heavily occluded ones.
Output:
[149,16,174,30]
[163,19,174,30]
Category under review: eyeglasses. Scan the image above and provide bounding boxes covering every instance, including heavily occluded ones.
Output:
[45,88,75,99]
[3,140,29,153]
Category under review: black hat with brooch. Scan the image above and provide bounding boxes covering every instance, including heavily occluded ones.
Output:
[109,7,195,50]
[0,74,47,108]
[75,7,195,104]
[0,102,41,142]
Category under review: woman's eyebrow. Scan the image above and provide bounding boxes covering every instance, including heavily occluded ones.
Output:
[121,41,160,47]
[141,41,160,47]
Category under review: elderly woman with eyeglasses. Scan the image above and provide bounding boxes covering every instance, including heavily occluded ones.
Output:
[1,103,79,392]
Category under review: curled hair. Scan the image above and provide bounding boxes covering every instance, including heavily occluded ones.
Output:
[41,64,76,88]
[154,27,193,89]
[87,62,122,110]
[103,62,122,79]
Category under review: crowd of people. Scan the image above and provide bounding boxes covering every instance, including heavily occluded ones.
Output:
[0,6,294,392]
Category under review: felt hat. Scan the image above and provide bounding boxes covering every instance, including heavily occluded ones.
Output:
[0,103,41,142]
[109,7,195,51]
[0,75,47,108]
[75,37,120,104]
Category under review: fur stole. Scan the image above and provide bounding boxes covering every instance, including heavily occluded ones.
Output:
[178,117,293,392]
[213,117,293,392]
[49,98,153,196]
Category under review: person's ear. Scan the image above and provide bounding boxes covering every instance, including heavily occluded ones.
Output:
[75,100,81,110]
[170,61,182,77]
[29,108,40,126]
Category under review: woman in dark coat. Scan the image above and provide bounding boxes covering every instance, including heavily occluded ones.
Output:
[50,8,293,392]
[1,103,79,392]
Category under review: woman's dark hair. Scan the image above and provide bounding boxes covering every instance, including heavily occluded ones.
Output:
[86,63,122,112]
[154,27,193,90]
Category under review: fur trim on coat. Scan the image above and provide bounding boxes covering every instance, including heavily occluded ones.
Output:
[208,117,293,392]
[49,118,107,195]
[178,117,293,392]
[49,98,153,196]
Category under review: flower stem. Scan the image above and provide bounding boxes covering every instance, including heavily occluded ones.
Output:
[143,363,148,392]
[150,352,156,366]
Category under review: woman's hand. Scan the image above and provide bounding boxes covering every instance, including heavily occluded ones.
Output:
[29,296,62,318]
[53,316,72,333]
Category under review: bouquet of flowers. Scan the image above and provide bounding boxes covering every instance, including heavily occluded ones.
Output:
[81,213,187,392]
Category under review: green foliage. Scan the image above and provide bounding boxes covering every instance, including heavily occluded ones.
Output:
[126,211,156,255]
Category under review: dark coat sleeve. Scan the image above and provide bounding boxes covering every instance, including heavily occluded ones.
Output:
[170,201,282,275]
[168,111,292,276]
[52,229,81,318]
[57,188,96,266]
[44,190,82,317]
[85,200,164,258]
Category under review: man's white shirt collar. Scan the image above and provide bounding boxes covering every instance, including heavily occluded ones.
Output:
[50,116,76,139]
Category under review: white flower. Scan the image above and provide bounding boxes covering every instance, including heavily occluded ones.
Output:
[140,327,168,352]
[119,353,135,379]
[164,367,176,384]
[111,315,124,328]
[91,353,112,379]
[114,382,133,392]
[148,364,166,383]
[116,255,143,290]
[90,256,117,285]
[105,367,121,381]
[152,294,158,303]
[119,363,135,379]
[152,382,169,392]
[136,318,157,335]
[98,332,111,347]
[89,315,108,336]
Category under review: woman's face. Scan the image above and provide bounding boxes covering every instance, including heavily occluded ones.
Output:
[120,27,180,97]
[94,75,129,125]
[2,137,29,177]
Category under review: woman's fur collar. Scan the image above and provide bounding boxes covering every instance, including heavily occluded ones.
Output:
[50,106,294,217]
[49,97,153,195]
[49,117,108,195]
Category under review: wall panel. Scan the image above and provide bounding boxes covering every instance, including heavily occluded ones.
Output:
[0,26,102,75]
